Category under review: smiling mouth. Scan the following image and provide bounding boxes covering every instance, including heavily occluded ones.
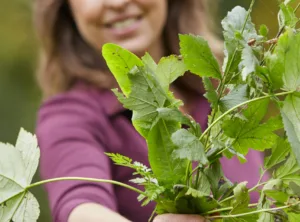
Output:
[104,15,143,30]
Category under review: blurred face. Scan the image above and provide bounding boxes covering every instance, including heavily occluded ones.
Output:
[68,0,168,57]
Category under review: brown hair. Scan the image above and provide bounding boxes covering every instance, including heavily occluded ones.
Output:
[34,0,223,99]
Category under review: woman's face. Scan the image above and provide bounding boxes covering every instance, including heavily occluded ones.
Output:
[69,0,168,57]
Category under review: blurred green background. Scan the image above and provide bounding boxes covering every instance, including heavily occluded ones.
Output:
[0,0,295,221]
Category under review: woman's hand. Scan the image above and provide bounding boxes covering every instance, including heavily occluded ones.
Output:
[153,214,207,222]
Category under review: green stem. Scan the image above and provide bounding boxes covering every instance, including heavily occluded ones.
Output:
[199,90,294,144]
[206,201,300,219]
[204,203,258,215]
[27,177,145,195]
[202,0,255,147]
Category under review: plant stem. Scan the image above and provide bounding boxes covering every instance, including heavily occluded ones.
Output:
[206,201,300,219]
[202,0,256,148]
[27,177,145,195]
[199,90,294,144]
[204,203,258,215]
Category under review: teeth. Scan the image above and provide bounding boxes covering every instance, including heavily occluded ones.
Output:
[111,18,137,29]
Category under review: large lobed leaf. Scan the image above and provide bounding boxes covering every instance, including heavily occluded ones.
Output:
[222,99,282,155]
[179,34,221,79]
[0,128,40,222]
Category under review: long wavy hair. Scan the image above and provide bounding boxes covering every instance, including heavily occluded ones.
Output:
[34,0,223,99]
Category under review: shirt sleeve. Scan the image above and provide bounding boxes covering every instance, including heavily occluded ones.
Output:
[36,90,118,222]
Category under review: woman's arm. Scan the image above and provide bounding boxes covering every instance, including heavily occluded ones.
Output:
[68,203,130,222]
[36,91,121,221]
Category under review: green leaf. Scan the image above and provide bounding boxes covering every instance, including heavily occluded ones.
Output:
[241,45,259,80]
[265,51,284,90]
[259,24,269,38]
[269,30,300,91]
[0,129,40,222]
[139,183,165,206]
[281,94,300,167]
[204,161,227,198]
[264,137,291,169]
[142,52,157,74]
[231,182,250,214]
[175,187,219,214]
[179,34,221,79]
[157,108,193,128]
[203,77,218,108]
[102,43,143,97]
[221,6,259,76]
[279,3,298,28]
[223,99,280,155]
[196,170,211,196]
[171,129,208,164]
[147,119,186,186]
[257,200,274,222]
[220,84,249,112]
[275,153,300,186]
[112,66,167,138]
[287,212,300,222]
[156,55,187,91]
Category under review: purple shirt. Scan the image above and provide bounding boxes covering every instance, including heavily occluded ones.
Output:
[36,83,265,222]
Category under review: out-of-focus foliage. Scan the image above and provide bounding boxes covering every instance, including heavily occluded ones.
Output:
[0,0,289,221]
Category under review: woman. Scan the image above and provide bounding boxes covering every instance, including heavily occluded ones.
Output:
[34,0,263,221]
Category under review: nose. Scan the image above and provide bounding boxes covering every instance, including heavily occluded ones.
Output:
[104,0,130,9]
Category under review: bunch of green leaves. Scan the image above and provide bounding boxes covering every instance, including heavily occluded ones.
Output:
[2,0,300,221]
[101,0,300,220]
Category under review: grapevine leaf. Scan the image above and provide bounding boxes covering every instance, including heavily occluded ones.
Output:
[179,34,222,79]
[264,137,291,169]
[203,77,218,108]
[171,129,208,164]
[147,119,187,186]
[156,55,187,91]
[102,43,143,97]
[241,45,259,80]
[0,129,40,222]
[281,94,300,167]
[220,84,249,112]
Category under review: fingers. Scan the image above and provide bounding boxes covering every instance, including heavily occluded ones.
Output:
[153,214,208,222]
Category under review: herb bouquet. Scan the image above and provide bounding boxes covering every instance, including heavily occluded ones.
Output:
[1,0,300,221]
